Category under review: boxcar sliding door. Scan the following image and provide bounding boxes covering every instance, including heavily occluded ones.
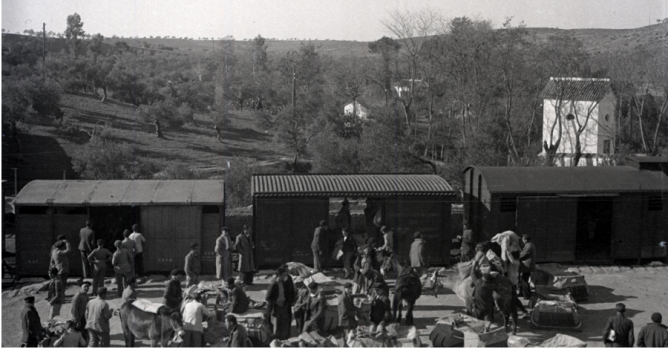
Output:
[516,196,577,263]
[141,206,201,273]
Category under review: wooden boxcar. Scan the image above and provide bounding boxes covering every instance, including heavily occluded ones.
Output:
[463,166,668,264]
[251,174,456,267]
[13,180,224,276]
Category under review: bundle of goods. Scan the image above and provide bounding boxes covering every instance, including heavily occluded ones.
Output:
[203,314,229,345]
[322,294,344,332]
[429,313,489,347]
[229,308,274,346]
[303,272,337,295]
[530,285,576,308]
[353,296,372,323]
[462,325,508,347]
[269,331,338,347]
[508,333,587,347]
[454,276,475,304]
[421,269,444,297]
[458,260,474,280]
[530,300,582,331]
[38,321,69,347]
[533,263,588,301]
[347,324,421,347]
[286,261,315,278]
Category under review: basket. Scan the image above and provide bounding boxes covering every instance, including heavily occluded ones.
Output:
[429,313,488,347]
[530,300,582,331]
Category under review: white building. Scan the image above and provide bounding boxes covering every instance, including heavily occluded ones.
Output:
[343,101,369,120]
[540,77,616,166]
[392,79,428,98]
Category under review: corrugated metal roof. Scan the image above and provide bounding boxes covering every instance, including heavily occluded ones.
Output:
[14,180,224,206]
[540,77,611,101]
[252,174,455,197]
[626,156,668,164]
[470,166,668,194]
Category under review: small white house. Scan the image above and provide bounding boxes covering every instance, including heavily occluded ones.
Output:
[540,77,616,166]
[343,101,369,120]
[392,79,428,98]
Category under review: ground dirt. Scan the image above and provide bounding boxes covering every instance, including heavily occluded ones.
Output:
[2,264,667,347]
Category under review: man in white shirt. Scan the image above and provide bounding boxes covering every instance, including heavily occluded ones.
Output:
[129,224,146,277]
[181,294,210,347]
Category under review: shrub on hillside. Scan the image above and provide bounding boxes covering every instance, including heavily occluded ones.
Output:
[140,99,187,129]
[72,136,156,179]
[2,74,63,123]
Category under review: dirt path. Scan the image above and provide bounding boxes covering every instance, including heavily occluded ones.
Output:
[3,265,667,347]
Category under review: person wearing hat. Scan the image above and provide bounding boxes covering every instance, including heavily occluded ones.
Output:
[603,303,634,347]
[338,282,360,339]
[185,242,201,288]
[46,267,65,320]
[21,296,44,347]
[303,282,327,333]
[460,220,475,263]
[637,312,668,347]
[265,265,295,340]
[129,224,146,277]
[226,314,249,347]
[353,246,373,294]
[409,232,430,277]
[235,226,256,285]
[71,280,91,341]
[369,286,392,338]
[364,267,388,297]
[311,220,328,273]
[50,237,73,294]
[112,240,133,297]
[87,239,112,296]
[121,229,135,255]
[79,220,96,279]
[338,228,358,279]
[519,234,536,301]
[85,287,113,347]
[164,269,185,310]
[215,227,233,281]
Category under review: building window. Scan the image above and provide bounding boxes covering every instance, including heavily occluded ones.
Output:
[648,196,663,211]
[202,205,220,214]
[500,197,517,212]
[566,113,575,121]
[603,140,611,154]
[605,114,610,122]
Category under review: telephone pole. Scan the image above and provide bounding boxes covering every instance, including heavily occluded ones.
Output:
[291,65,296,120]
[42,22,46,78]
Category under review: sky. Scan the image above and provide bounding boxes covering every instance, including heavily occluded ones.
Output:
[2,0,668,41]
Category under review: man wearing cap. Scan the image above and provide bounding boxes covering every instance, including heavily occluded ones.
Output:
[235,227,256,285]
[21,296,44,347]
[304,282,327,333]
[518,234,536,301]
[409,232,430,277]
[311,220,328,272]
[603,303,634,347]
[265,265,295,340]
[85,287,113,347]
[112,240,133,297]
[460,221,475,262]
[164,269,185,310]
[79,220,96,279]
[88,239,112,296]
[51,238,73,293]
[121,230,135,255]
[369,287,392,337]
[216,227,233,281]
[339,229,358,279]
[129,224,146,277]
[71,280,91,341]
[185,243,201,288]
[226,278,250,314]
[338,282,360,339]
[637,312,668,347]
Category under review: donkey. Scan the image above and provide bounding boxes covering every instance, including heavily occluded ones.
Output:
[119,302,185,347]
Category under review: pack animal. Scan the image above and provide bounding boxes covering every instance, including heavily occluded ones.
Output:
[119,302,185,347]
[391,256,422,325]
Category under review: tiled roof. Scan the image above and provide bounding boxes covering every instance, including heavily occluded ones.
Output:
[540,77,611,101]
[252,174,455,197]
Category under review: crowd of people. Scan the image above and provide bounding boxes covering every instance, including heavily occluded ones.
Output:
[18,219,668,347]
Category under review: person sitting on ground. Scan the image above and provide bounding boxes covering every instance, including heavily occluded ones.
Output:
[121,277,137,304]
[53,320,86,347]
[227,278,250,314]
[164,269,185,310]
[47,267,65,320]
[369,287,392,338]
[637,312,668,347]
[226,314,248,347]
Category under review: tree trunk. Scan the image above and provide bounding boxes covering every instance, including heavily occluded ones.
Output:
[100,86,107,103]
[154,120,164,138]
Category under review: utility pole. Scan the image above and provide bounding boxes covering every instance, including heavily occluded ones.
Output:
[42,22,46,78]
[291,64,296,120]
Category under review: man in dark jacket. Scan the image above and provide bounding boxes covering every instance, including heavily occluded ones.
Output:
[164,269,184,310]
[603,303,634,347]
[184,243,201,288]
[21,296,43,347]
[637,312,668,347]
[369,288,392,337]
[226,315,248,347]
[339,229,357,279]
[338,282,359,339]
[79,220,96,279]
[265,265,295,340]
[304,282,327,333]
[460,222,475,262]
[71,281,91,341]
[518,234,536,300]
[228,278,250,314]
[311,220,328,272]
[409,232,429,277]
